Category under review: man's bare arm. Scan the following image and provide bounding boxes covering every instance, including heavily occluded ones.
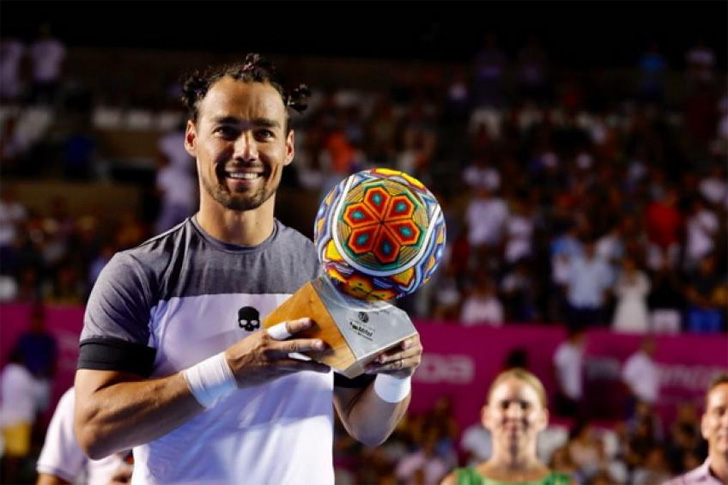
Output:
[74,369,202,459]
[74,318,329,459]
[333,334,421,446]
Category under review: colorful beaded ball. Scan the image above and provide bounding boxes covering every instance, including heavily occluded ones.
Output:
[314,168,446,301]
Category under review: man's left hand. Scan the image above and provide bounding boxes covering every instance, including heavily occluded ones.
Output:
[365,334,422,378]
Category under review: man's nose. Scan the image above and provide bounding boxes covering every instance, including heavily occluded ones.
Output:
[234,133,258,160]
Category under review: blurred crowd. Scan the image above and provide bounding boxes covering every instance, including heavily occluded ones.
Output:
[0,27,726,484]
[1,30,726,334]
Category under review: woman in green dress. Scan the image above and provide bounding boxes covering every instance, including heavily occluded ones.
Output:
[441,368,572,485]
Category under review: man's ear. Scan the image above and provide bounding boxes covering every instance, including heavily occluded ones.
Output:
[184,120,197,157]
[700,411,710,441]
[284,130,295,166]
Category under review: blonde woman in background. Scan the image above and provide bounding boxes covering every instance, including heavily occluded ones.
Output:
[441,368,571,485]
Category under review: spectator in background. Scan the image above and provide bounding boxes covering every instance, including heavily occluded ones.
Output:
[0,349,43,484]
[28,23,66,106]
[0,115,31,175]
[87,242,115,290]
[684,196,719,272]
[460,419,492,467]
[441,369,571,485]
[699,164,728,208]
[684,253,726,333]
[612,256,651,334]
[16,303,58,413]
[113,210,147,250]
[0,186,27,268]
[516,35,550,106]
[459,275,504,326]
[464,186,509,256]
[0,35,25,102]
[61,127,97,181]
[553,326,586,419]
[462,155,500,193]
[154,121,198,234]
[396,428,449,485]
[43,260,86,305]
[153,148,197,235]
[421,396,460,469]
[648,259,684,334]
[37,387,133,485]
[503,196,535,266]
[636,41,667,106]
[562,238,613,328]
[500,259,537,322]
[664,372,728,485]
[685,38,716,91]
[621,337,660,415]
[631,445,672,484]
[566,418,608,483]
[665,402,704,476]
[471,32,508,110]
[644,187,682,269]
[430,262,462,321]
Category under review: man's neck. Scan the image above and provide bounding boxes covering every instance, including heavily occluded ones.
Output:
[708,451,728,483]
[196,202,275,247]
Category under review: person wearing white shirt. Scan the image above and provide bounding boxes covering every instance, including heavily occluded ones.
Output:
[563,239,613,328]
[460,278,504,326]
[684,198,719,270]
[460,422,492,466]
[37,388,131,485]
[465,188,509,249]
[621,338,660,413]
[28,24,66,105]
[0,37,25,102]
[553,327,586,418]
[0,350,43,483]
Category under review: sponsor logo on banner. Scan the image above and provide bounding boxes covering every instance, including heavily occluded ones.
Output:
[414,354,475,384]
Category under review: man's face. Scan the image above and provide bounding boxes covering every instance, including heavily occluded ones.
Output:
[702,382,728,458]
[185,77,294,212]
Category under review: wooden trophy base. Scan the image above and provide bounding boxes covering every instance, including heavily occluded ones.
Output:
[262,276,417,378]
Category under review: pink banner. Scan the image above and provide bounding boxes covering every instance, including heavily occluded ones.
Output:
[1,305,726,437]
[411,321,728,435]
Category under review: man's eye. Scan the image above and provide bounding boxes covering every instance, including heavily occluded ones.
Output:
[256,129,275,140]
[215,126,237,138]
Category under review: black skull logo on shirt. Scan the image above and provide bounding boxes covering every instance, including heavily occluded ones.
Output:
[238,306,260,331]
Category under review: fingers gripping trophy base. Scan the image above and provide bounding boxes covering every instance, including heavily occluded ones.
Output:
[263,277,417,378]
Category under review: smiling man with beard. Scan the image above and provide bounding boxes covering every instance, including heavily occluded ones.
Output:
[72,54,423,485]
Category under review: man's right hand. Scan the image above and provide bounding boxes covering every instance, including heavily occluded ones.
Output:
[224,317,330,387]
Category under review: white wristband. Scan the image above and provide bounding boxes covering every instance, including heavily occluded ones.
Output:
[183,352,236,408]
[373,374,411,403]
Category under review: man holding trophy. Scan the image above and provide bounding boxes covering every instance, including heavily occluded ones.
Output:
[73,54,445,484]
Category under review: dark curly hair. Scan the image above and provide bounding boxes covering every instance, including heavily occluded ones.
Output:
[180,53,310,130]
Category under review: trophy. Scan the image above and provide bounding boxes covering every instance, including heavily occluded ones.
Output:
[263,168,446,378]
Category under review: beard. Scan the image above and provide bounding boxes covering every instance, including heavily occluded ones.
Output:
[201,174,278,211]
